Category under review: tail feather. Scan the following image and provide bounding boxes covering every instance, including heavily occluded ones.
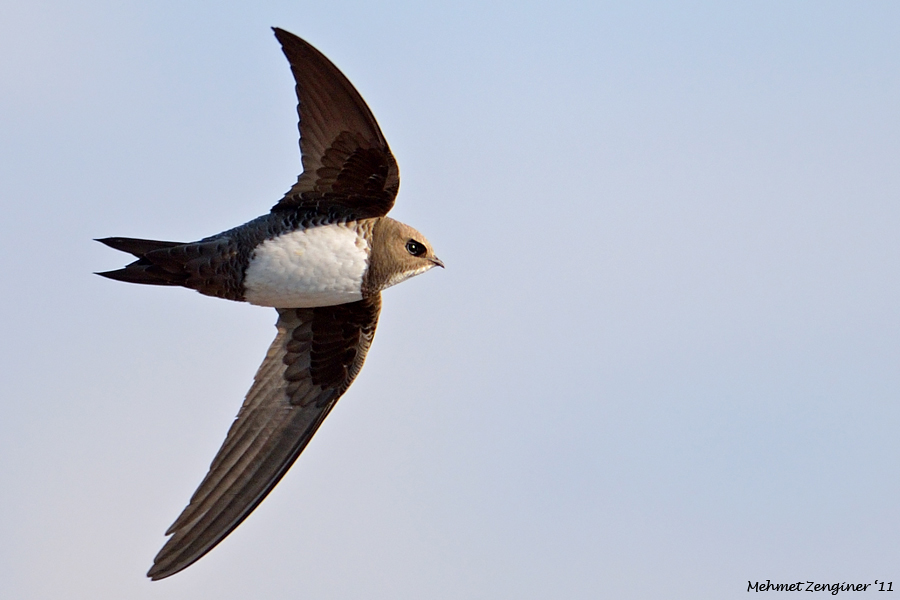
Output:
[95,266,183,286]
[95,237,183,258]
[95,235,243,300]
[95,236,190,287]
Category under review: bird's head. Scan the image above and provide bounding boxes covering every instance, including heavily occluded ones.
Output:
[365,217,443,292]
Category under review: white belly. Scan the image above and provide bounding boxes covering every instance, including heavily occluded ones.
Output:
[243,224,369,308]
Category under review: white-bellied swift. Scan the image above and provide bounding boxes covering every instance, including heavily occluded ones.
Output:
[97,27,442,580]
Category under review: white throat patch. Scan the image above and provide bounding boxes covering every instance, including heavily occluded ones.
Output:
[382,264,438,290]
[243,223,369,308]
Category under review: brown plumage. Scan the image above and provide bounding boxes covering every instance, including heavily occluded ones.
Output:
[147,298,381,579]
[96,27,442,580]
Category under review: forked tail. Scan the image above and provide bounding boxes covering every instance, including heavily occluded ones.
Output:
[95,236,245,301]
[95,237,188,286]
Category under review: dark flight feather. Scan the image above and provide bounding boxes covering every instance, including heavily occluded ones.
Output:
[271,28,399,217]
[147,297,381,580]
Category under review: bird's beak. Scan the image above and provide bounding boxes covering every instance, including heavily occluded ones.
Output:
[430,255,445,269]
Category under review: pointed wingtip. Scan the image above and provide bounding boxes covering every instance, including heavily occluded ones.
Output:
[147,563,173,581]
[147,546,193,581]
[271,27,309,50]
[271,27,290,43]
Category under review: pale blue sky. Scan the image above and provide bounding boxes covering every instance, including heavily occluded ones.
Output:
[2,1,899,598]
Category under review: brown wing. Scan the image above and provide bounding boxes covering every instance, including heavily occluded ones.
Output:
[147,296,382,580]
[272,28,399,217]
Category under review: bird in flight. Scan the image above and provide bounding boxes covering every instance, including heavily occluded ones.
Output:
[97,27,442,580]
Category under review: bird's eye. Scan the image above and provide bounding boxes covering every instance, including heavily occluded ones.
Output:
[405,240,426,257]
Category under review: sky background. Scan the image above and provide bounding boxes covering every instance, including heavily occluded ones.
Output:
[2,1,899,598]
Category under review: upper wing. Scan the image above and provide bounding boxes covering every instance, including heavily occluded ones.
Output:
[147,296,382,580]
[272,28,399,217]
